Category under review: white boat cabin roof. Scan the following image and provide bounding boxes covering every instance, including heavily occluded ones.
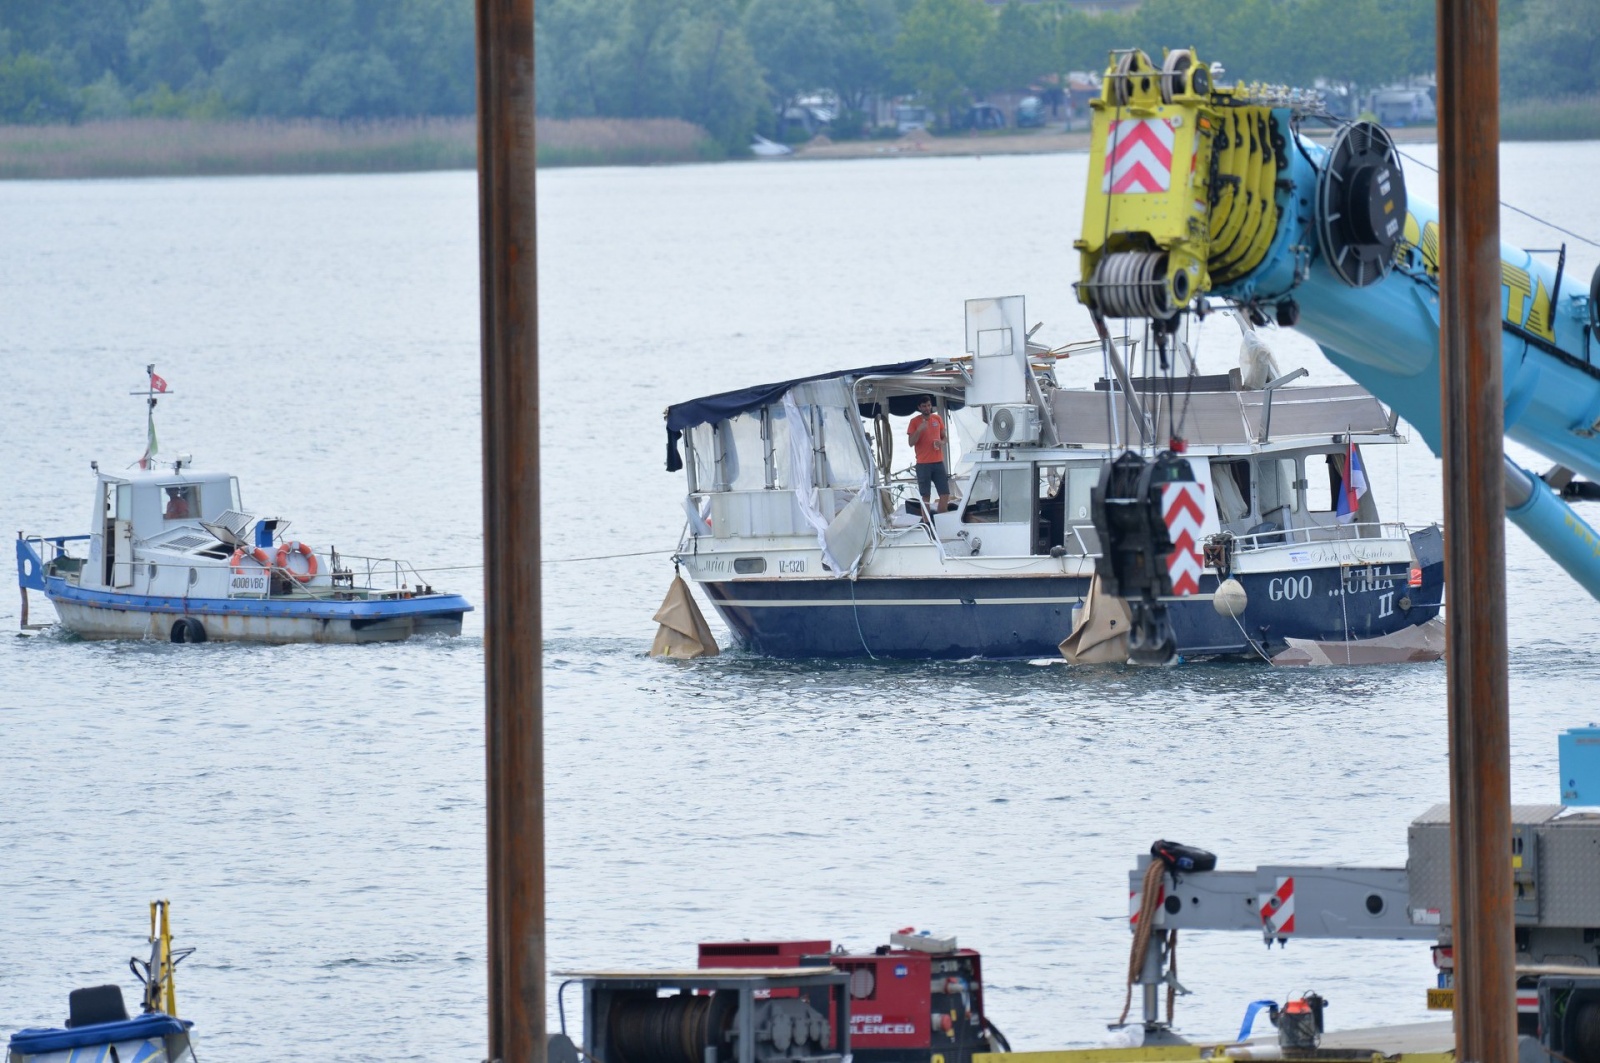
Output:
[92,464,247,543]
[1050,382,1397,451]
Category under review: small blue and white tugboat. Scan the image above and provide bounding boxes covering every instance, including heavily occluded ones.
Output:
[15,368,472,644]
[8,902,198,1063]
[663,300,1444,661]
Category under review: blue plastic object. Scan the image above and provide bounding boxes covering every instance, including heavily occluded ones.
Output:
[8,1013,190,1054]
[15,537,46,591]
[1560,726,1600,805]
[1237,999,1278,1042]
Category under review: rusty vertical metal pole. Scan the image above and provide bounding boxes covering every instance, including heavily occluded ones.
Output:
[477,0,543,1061]
[1436,2,1515,1061]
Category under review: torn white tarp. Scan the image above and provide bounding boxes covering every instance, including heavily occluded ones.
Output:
[782,382,876,576]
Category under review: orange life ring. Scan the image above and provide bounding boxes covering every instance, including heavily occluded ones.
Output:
[274,540,319,583]
[230,547,271,574]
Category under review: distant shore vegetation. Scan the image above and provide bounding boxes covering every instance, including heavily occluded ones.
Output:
[1,0,1596,177]
[0,117,717,179]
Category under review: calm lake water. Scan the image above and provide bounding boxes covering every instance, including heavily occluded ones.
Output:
[2,141,1598,1060]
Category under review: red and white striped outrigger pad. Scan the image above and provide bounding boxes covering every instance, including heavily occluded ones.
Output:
[1161,481,1207,596]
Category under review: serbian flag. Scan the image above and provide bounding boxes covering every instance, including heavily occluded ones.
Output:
[150,371,168,393]
[1337,440,1369,523]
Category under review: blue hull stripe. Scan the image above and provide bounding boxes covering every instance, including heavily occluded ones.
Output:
[46,577,472,621]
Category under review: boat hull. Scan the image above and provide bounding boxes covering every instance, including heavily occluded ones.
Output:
[698,530,1444,661]
[44,580,468,645]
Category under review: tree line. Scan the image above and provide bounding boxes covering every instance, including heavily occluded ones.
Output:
[2,0,1594,151]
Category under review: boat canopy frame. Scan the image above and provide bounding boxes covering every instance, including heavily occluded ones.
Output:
[663,360,933,472]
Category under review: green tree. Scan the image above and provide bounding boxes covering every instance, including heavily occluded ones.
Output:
[1288,0,1410,97]
[1056,5,1127,78]
[536,0,625,117]
[585,0,687,118]
[675,9,767,150]
[744,0,837,113]
[831,0,899,112]
[128,0,219,96]
[1503,0,1600,99]
[204,0,473,118]
[892,0,990,125]
[0,51,79,122]
[975,1,1049,96]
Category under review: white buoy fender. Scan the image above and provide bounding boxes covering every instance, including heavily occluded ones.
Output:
[1212,577,1248,617]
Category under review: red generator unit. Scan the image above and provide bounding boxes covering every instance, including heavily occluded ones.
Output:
[699,933,1005,1063]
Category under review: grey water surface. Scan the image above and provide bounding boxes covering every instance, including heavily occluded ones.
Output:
[2,142,1598,1060]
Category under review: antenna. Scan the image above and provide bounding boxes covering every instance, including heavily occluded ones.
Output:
[128,365,173,470]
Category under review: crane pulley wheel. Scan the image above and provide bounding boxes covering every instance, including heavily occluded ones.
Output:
[1315,121,1407,288]
[1160,50,1202,104]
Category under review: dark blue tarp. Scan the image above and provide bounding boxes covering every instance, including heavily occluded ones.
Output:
[664,360,932,472]
[10,1013,191,1054]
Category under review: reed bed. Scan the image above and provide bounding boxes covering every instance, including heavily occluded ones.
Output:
[0,116,718,179]
[1501,96,1600,142]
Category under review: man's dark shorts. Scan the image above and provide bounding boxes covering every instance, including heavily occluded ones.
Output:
[916,461,949,498]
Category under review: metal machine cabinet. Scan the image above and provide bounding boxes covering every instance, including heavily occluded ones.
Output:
[1407,804,1600,928]
[1536,814,1600,927]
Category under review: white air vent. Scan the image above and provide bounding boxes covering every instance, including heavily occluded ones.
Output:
[989,404,1040,445]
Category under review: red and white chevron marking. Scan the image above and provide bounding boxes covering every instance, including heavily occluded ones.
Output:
[1161,482,1206,596]
[1259,876,1296,936]
[1101,118,1175,194]
[1129,883,1166,925]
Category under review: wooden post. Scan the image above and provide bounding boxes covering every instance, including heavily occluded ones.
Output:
[1436,2,1516,1061]
[477,0,543,1061]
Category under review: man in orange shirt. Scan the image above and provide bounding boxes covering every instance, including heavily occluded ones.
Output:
[908,395,956,515]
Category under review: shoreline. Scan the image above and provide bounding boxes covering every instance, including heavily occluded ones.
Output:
[0,118,1471,180]
[791,124,1442,162]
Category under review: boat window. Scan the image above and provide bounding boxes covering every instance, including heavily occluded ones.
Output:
[767,404,794,489]
[1034,465,1066,554]
[230,477,242,512]
[162,484,198,521]
[1211,460,1251,523]
[114,483,133,521]
[963,467,1030,523]
[1306,454,1340,512]
[719,414,767,491]
[1062,464,1098,524]
[1256,458,1299,521]
[687,423,716,492]
[818,404,871,488]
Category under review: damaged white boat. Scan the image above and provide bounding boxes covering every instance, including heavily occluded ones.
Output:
[662,298,1445,661]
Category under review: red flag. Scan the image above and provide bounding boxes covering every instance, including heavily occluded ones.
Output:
[150,372,168,393]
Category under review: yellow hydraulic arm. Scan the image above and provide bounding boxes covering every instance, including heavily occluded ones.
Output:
[135,899,193,1017]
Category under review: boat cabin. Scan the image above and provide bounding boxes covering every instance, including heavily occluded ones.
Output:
[84,462,247,592]
[668,362,1399,571]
